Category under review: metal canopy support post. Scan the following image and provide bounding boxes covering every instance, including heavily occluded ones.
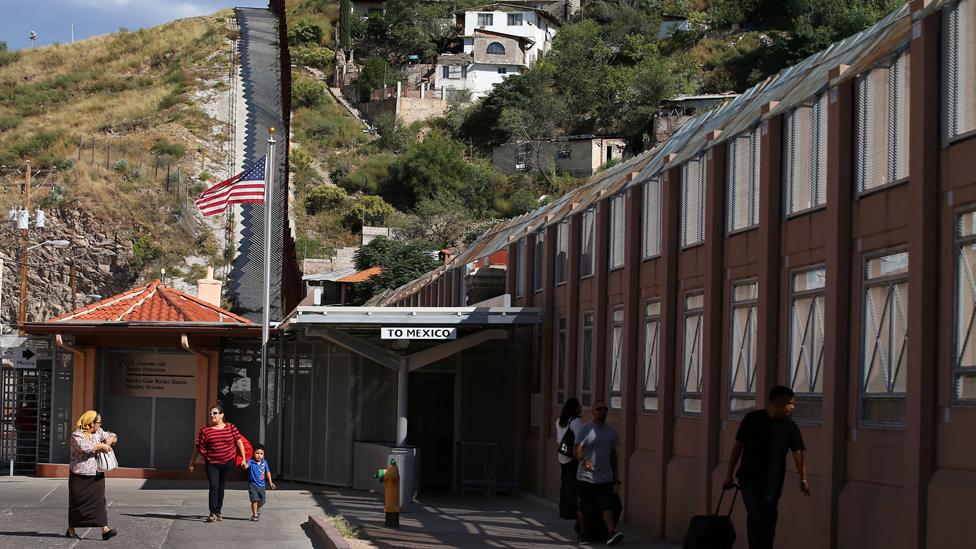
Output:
[259,130,276,445]
[397,362,407,446]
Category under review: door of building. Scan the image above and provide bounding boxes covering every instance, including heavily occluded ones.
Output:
[0,336,58,474]
[407,371,455,493]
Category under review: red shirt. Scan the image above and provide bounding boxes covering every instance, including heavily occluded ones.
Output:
[196,423,241,464]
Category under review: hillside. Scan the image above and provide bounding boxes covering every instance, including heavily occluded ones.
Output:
[0,11,240,325]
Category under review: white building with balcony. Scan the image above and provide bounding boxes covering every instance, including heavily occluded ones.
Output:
[435,4,560,100]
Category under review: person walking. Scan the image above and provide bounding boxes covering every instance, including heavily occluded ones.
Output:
[243,444,277,521]
[575,401,623,546]
[723,386,810,549]
[555,398,583,520]
[65,410,118,541]
[188,405,246,522]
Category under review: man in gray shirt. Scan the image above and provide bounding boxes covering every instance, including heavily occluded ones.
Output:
[574,401,622,546]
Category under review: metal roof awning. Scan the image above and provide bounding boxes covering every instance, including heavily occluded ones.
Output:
[279,306,542,331]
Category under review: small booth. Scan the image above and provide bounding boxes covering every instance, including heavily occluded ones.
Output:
[275,302,540,496]
[24,278,260,476]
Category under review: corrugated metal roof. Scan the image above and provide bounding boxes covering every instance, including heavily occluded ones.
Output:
[375,2,922,305]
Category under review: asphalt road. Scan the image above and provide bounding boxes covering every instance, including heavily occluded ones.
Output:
[0,476,327,549]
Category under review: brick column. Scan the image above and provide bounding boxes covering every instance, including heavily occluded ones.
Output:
[757,105,784,399]
[906,4,941,547]
[824,66,854,549]
[702,133,728,510]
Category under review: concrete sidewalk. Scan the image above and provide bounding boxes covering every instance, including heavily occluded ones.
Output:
[0,476,328,548]
[314,488,681,548]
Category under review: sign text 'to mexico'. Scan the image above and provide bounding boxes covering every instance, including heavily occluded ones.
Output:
[380,327,457,340]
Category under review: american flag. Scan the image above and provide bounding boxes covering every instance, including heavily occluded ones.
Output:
[194,156,267,217]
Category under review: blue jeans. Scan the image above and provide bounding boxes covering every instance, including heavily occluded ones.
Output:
[205,460,233,514]
[740,482,779,549]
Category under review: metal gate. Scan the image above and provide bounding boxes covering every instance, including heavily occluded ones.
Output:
[1,361,52,474]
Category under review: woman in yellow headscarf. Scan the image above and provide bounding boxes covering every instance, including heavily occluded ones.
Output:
[65,410,118,540]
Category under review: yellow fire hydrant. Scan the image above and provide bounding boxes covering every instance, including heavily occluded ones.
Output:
[375,459,400,527]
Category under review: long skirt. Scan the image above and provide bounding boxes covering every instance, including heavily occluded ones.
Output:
[558,459,578,519]
[68,472,107,527]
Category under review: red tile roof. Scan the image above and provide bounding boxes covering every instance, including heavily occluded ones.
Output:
[47,279,253,325]
[336,266,382,284]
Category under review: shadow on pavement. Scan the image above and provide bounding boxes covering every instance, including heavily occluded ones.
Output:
[119,512,207,522]
[0,531,73,539]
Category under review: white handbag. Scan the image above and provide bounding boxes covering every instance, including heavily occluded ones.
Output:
[96,449,118,472]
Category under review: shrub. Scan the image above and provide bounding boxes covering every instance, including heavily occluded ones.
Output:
[112,159,130,173]
[132,235,162,270]
[151,139,186,159]
[342,194,395,230]
[292,76,328,108]
[305,185,349,215]
[293,46,334,69]
[288,22,324,46]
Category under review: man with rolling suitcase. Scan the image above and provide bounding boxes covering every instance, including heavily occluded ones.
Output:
[723,385,810,549]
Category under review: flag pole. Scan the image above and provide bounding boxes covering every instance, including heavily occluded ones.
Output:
[260,128,276,445]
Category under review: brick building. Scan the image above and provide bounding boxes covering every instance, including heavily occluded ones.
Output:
[373,2,976,547]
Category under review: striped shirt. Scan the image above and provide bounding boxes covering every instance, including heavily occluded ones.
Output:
[196,423,241,464]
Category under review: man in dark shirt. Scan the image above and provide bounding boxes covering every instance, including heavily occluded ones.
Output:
[723,386,810,549]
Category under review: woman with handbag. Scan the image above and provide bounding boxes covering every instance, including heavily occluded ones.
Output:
[66,410,118,541]
[556,398,583,520]
[188,404,246,522]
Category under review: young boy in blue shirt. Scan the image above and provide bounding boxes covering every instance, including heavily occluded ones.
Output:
[243,444,276,521]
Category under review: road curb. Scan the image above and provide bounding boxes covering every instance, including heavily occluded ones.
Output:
[307,515,353,549]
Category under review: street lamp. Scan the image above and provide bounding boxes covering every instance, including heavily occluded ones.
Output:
[27,240,70,252]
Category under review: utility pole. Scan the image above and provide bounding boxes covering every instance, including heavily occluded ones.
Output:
[70,258,77,309]
[18,161,31,332]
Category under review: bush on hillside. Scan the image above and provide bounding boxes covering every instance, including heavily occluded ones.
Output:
[304,185,349,215]
[289,22,324,46]
[342,194,395,230]
[293,45,334,70]
[357,57,397,102]
[293,77,328,108]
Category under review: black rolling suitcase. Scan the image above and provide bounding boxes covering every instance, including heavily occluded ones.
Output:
[681,487,738,549]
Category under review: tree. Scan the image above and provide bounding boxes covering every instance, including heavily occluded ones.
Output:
[384,131,471,208]
[304,185,348,215]
[350,237,440,304]
[357,57,397,102]
[339,0,352,49]
[374,113,411,154]
[342,194,395,230]
[397,193,476,248]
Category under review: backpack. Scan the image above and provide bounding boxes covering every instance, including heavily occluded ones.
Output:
[557,420,576,459]
[229,424,253,466]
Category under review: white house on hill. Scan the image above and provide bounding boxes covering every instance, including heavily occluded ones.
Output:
[436,4,560,100]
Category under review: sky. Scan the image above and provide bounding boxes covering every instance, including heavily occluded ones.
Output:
[0,0,269,50]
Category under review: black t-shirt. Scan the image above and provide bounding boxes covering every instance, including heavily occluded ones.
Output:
[734,409,805,497]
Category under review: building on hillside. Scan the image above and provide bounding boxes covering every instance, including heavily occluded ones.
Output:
[348,0,385,17]
[369,2,976,547]
[649,93,738,147]
[435,4,560,100]
[303,265,382,305]
[656,14,689,39]
[492,135,629,177]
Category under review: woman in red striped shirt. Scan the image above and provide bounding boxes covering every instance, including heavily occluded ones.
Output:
[188,405,246,522]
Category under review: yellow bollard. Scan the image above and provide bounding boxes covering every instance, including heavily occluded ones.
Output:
[382,460,400,527]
